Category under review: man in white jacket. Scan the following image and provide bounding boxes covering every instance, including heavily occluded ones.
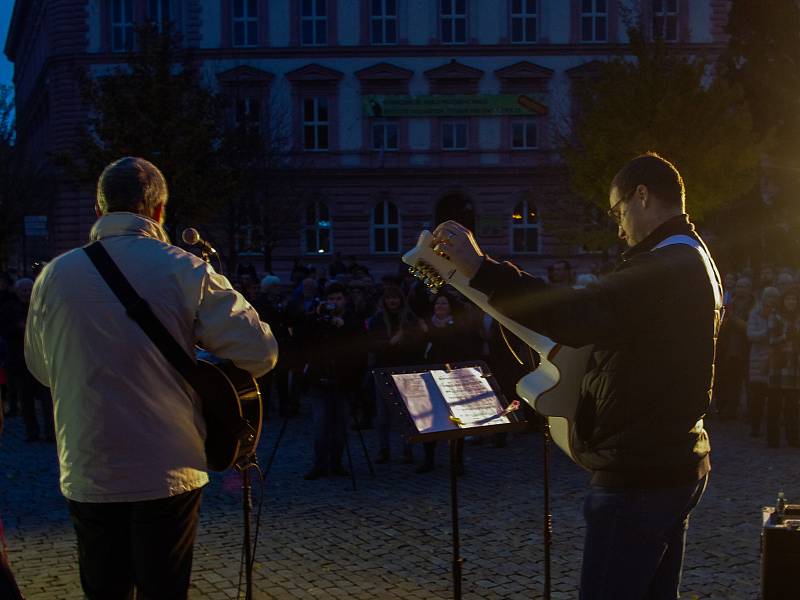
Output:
[24,157,278,599]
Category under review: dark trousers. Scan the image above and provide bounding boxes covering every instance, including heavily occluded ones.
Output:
[714,356,747,419]
[310,384,349,471]
[9,368,53,440]
[67,488,203,600]
[766,388,799,447]
[749,381,770,436]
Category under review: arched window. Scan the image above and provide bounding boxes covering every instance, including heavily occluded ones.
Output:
[372,200,400,254]
[511,200,539,253]
[305,200,332,254]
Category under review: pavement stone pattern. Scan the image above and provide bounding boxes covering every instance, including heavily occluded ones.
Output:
[1,399,798,600]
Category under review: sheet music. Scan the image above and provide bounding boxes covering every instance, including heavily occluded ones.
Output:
[391,372,458,434]
[430,367,510,427]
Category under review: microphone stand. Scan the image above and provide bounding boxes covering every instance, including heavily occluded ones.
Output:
[196,242,257,599]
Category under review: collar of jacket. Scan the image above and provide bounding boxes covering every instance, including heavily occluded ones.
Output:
[89,212,171,245]
[622,213,696,261]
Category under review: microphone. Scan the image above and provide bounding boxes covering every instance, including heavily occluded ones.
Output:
[181,227,217,255]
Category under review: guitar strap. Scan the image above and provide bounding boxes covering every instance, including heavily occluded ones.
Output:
[83,241,206,398]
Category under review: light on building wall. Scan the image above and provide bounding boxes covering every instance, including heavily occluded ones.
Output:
[318,248,325,253]
[512,212,523,221]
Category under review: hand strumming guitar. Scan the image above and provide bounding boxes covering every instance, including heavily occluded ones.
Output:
[431,220,485,280]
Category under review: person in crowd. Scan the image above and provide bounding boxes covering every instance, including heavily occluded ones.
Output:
[24,157,278,599]
[715,277,754,420]
[432,152,719,599]
[253,275,294,418]
[757,264,776,297]
[2,278,54,442]
[775,271,795,295]
[285,277,321,403]
[547,259,573,287]
[767,286,800,447]
[747,286,781,439]
[367,285,425,464]
[328,252,347,278]
[303,282,365,480]
[722,272,738,306]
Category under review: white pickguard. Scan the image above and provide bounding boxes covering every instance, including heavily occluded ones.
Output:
[402,231,593,469]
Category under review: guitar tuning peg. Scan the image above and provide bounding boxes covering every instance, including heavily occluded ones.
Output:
[408,266,416,275]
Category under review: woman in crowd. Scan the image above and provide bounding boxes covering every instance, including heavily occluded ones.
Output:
[368,285,425,463]
[748,287,781,441]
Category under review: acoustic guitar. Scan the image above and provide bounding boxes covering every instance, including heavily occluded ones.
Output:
[195,352,264,472]
[402,230,593,469]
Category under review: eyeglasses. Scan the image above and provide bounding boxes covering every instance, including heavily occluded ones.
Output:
[607,192,631,224]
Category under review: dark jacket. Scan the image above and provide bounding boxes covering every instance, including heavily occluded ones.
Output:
[306,311,365,391]
[471,215,719,487]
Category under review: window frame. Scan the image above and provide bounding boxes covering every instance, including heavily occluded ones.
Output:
[580,0,607,43]
[301,0,328,46]
[232,0,259,47]
[440,0,467,45]
[302,96,330,152]
[111,0,135,52]
[371,0,398,45]
[147,0,171,33]
[371,120,399,152]
[441,120,468,151]
[511,118,539,150]
[305,200,333,255]
[652,0,679,42]
[510,199,541,254]
[510,0,538,44]
[371,199,401,254]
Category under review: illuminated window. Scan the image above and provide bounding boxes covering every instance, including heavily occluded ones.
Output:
[652,0,678,42]
[441,0,466,45]
[302,0,327,46]
[111,0,134,52]
[581,0,607,42]
[511,119,538,150]
[511,0,537,44]
[372,200,400,254]
[372,121,398,151]
[233,0,259,47]
[305,201,332,254]
[303,97,329,151]
[442,121,468,150]
[371,0,398,45]
[511,200,540,253]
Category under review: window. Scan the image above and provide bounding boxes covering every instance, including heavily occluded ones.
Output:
[511,119,538,150]
[235,97,261,133]
[302,0,327,46]
[441,0,466,45]
[581,0,607,42]
[510,0,537,44]
[303,97,329,151]
[652,0,678,41]
[305,201,332,254]
[148,0,170,32]
[372,121,398,151]
[233,0,259,47]
[371,0,398,45]
[372,200,400,253]
[111,0,134,52]
[511,200,539,253]
[442,121,468,150]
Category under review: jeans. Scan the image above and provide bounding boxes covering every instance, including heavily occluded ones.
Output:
[310,384,349,471]
[67,488,203,600]
[579,474,708,600]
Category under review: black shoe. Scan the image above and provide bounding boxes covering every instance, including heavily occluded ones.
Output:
[415,461,434,474]
[330,465,350,477]
[304,467,327,480]
[375,449,390,464]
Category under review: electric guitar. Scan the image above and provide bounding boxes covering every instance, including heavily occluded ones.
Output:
[195,352,264,472]
[402,230,593,469]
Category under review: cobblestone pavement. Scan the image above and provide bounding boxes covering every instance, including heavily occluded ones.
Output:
[1,402,798,600]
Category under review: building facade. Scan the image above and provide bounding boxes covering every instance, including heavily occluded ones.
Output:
[5,0,731,278]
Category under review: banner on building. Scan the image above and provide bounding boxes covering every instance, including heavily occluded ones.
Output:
[362,94,548,117]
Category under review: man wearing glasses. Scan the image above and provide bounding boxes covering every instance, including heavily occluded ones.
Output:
[433,152,721,599]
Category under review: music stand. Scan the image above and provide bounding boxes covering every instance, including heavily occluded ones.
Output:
[373,361,532,600]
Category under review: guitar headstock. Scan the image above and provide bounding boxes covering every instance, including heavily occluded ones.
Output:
[402,230,453,293]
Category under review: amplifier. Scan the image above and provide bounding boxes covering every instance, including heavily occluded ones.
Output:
[762,505,800,600]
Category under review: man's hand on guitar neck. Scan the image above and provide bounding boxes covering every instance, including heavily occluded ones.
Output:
[431,220,486,280]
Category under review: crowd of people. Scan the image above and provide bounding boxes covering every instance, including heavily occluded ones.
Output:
[715,263,800,447]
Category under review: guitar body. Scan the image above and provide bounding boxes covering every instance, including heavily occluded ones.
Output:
[195,357,264,472]
[403,231,593,469]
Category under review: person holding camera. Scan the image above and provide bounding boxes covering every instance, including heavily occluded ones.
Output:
[304,282,365,480]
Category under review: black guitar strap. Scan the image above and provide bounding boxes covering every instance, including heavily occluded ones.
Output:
[82,241,206,396]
